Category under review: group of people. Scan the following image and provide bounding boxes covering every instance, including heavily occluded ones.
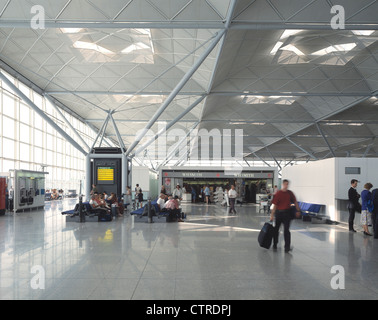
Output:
[348,179,378,237]
[157,192,184,222]
[89,189,125,217]
[268,178,378,255]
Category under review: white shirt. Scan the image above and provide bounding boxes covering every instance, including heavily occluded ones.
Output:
[228,189,237,198]
[157,198,165,209]
[172,188,182,198]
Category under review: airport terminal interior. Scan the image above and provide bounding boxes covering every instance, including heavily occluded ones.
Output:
[1,0,378,301]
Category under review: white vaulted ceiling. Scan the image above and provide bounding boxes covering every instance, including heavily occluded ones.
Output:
[0,0,377,167]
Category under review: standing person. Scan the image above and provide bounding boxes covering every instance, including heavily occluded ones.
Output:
[5,184,9,211]
[228,185,237,214]
[348,179,360,232]
[204,185,211,204]
[270,179,300,253]
[371,188,378,238]
[361,182,373,236]
[191,187,196,203]
[172,184,183,200]
[125,186,132,211]
[135,184,143,208]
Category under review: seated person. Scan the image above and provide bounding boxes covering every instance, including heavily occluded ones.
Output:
[108,192,124,216]
[165,196,183,222]
[157,193,167,211]
[89,193,110,214]
[51,189,59,200]
[98,193,110,208]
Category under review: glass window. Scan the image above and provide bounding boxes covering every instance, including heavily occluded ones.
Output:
[46,134,54,149]
[3,93,15,118]
[34,129,43,147]
[20,143,30,162]
[19,162,30,170]
[56,138,63,153]
[3,159,15,171]
[3,117,15,139]
[0,71,98,191]
[18,82,30,97]
[46,150,53,165]
[56,153,62,167]
[33,93,43,109]
[3,138,15,159]
[34,112,43,128]
[34,147,43,164]
[20,123,30,143]
[20,103,30,124]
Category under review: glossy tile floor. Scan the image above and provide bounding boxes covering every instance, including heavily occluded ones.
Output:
[1,199,378,300]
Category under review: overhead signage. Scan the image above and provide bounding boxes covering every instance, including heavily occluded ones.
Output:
[163,171,273,179]
[97,167,114,182]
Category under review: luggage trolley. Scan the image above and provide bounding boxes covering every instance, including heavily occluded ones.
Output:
[259,196,271,215]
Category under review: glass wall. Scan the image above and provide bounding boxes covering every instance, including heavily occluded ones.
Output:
[0,70,98,193]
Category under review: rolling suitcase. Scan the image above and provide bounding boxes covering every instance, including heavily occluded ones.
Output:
[258,222,274,249]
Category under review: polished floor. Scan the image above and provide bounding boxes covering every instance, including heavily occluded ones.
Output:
[1,199,378,300]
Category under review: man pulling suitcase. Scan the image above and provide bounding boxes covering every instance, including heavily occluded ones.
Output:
[269,179,300,253]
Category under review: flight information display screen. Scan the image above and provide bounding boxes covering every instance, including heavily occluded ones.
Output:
[97,167,114,182]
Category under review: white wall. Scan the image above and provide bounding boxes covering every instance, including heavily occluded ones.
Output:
[131,166,150,193]
[335,158,378,200]
[282,158,336,220]
[131,166,159,200]
[282,157,378,222]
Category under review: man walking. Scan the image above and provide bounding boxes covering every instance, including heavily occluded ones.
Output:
[228,185,237,214]
[270,179,300,253]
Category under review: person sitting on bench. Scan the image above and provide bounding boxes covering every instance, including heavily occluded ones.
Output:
[89,193,110,214]
[165,196,183,222]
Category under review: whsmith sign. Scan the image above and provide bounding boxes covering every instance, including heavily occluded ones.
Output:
[162,171,274,179]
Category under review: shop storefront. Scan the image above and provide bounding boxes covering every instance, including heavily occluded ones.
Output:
[159,166,278,204]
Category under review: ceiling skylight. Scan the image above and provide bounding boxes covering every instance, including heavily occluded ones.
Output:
[60,28,83,34]
[243,95,296,105]
[73,41,114,55]
[270,42,304,56]
[279,30,304,40]
[311,43,357,56]
[270,41,283,55]
[280,44,305,56]
[352,30,374,36]
[122,42,153,54]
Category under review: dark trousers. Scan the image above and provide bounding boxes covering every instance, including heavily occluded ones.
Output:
[273,210,292,250]
[229,198,236,213]
[348,208,356,231]
[372,211,378,238]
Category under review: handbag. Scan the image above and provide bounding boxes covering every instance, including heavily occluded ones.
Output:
[367,199,374,213]
[288,190,299,219]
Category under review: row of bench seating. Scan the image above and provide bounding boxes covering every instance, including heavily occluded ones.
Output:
[297,201,325,222]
